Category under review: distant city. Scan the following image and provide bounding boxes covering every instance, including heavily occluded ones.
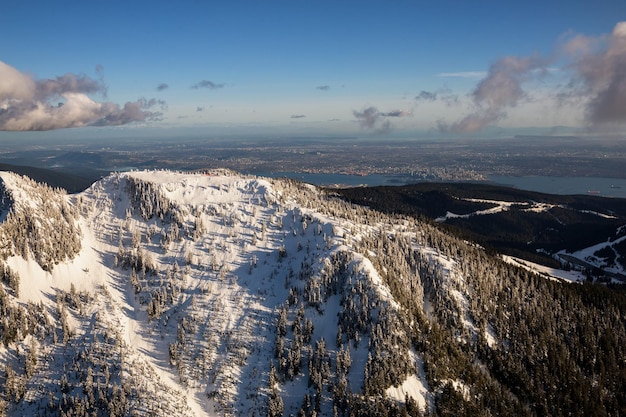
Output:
[0,135,625,189]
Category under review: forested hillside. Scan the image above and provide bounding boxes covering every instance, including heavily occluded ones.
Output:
[0,170,624,416]
[335,182,626,281]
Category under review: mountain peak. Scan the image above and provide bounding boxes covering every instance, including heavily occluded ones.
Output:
[0,169,624,416]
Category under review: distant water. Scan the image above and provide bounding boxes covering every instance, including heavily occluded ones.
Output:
[488,176,626,198]
[250,171,408,187]
[251,171,626,199]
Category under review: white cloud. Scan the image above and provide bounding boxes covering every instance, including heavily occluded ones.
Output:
[0,61,164,131]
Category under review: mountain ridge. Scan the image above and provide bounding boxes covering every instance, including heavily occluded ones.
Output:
[0,170,624,416]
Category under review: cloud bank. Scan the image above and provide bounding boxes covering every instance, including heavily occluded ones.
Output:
[0,62,164,131]
[442,55,546,133]
[441,21,626,133]
[566,21,626,125]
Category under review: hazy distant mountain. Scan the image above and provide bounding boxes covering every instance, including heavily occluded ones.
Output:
[0,163,96,193]
[0,170,624,416]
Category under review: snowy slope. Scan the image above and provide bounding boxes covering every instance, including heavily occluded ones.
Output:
[3,169,624,416]
[0,170,444,416]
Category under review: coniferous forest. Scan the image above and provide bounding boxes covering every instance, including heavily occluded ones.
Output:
[0,170,623,416]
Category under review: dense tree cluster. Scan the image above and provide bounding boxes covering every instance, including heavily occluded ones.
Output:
[125,176,183,225]
[281,177,626,415]
[335,189,626,416]
[0,262,19,297]
[0,284,192,417]
[0,175,81,271]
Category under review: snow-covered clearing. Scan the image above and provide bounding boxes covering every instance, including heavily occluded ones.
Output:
[435,196,618,223]
[502,255,586,283]
[386,350,432,411]
[436,198,530,222]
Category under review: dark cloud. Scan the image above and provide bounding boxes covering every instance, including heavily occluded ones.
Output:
[143,98,168,111]
[441,94,460,107]
[316,85,330,91]
[0,61,165,131]
[415,89,459,107]
[290,114,306,119]
[92,98,164,127]
[191,80,225,90]
[34,73,103,100]
[353,106,410,134]
[95,64,104,78]
[156,83,169,91]
[473,55,545,109]
[353,107,381,129]
[380,110,412,117]
[416,90,438,101]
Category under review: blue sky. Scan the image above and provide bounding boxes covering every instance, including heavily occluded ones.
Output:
[1,0,626,137]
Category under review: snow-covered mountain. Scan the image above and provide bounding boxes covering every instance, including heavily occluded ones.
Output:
[0,170,624,416]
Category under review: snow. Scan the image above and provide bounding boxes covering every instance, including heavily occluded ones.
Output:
[431,192,625,281]
[549,232,626,280]
[80,170,380,414]
[352,251,400,310]
[385,350,432,411]
[435,197,618,223]
[579,210,618,219]
[569,235,626,271]
[522,202,559,213]
[502,255,586,283]
[435,198,523,222]
[449,379,471,401]
[484,323,497,348]
[8,218,108,304]
[5,168,610,416]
